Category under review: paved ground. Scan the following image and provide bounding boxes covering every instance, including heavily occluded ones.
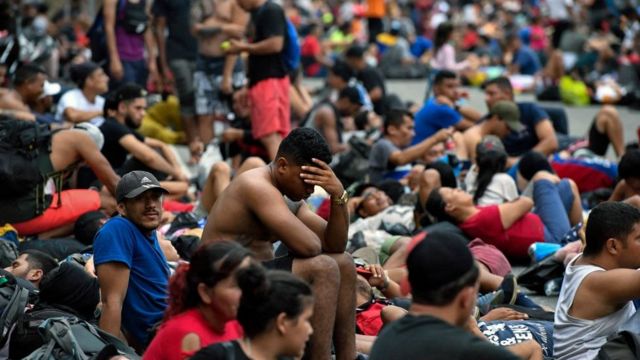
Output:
[304,78,640,310]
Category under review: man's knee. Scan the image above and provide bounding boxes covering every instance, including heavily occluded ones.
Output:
[328,252,356,278]
[242,157,266,170]
[294,254,340,285]
[211,161,231,177]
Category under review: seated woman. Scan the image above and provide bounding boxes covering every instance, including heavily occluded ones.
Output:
[191,267,314,360]
[144,241,252,360]
[464,136,518,206]
[426,168,581,260]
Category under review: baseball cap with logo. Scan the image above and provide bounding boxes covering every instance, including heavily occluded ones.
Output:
[490,101,523,132]
[115,171,168,202]
[476,135,507,157]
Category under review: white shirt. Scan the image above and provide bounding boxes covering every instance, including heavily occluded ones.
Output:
[55,88,105,126]
[464,168,519,206]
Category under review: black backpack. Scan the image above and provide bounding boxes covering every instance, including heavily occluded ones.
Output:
[0,118,52,198]
[8,305,80,359]
[0,269,38,351]
[22,316,140,360]
[88,0,148,64]
[332,136,371,188]
[0,119,62,224]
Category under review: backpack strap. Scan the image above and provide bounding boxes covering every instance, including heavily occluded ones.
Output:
[0,286,29,347]
[221,341,236,360]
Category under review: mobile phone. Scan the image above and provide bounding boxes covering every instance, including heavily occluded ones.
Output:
[356,266,373,278]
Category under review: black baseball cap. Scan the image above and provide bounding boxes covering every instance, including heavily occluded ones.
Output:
[406,230,476,297]
[115,171,168,202]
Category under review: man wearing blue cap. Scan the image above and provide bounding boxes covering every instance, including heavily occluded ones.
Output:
[94,170,170,350]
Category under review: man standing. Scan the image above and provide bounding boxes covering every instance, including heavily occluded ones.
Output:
[56,62,109,125]
[226,0,290,160]
[202,128,356,360]
[191,0,249,146]
[94,171,170,349]
[370,231,525,360]
[152,0,201,162]
[103,0,159,89]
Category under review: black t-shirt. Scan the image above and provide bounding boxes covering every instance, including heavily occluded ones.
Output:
[191,341,294,360]
[370,314,520,360]
[152,0,198,61]
[99,118,145,169]
[248,1,287,87]
[357,66,386,114]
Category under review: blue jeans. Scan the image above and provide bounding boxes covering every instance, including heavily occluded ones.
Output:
[533,179,574,243]
[109,59,148,91]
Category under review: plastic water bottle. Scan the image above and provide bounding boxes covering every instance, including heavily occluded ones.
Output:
[528,242,562,262]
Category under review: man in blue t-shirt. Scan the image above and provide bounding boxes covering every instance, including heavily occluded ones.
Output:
[94,171,170,348]
[483,77,558,165]
[413,70,481,145]
[504,34,542,76]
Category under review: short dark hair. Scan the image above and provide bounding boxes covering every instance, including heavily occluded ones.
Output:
[13,64,46,87]
[518,151,554,181]
[22,249,58,275]
[383,108,412,134]
[330,60,354,82]
[619,149,640,180]
[426,162,457,188]
[433,70,457,86]
[345,45,366,59]
[483,76,513,96]
[583,202,640,256]
[276,128,332,166]
[425,188,458,224]
[338,85,363,105]
[237,266,313,338]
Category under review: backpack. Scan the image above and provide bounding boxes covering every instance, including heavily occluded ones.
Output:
[332,136,372,188]
[597,331,640,360]
[87,0,148,65]
[256,1,300,71]
[0,269,37,351]
[0,119,62,224]
[0,240,18,269]
[22,317,140,360]
[9,305,81,359]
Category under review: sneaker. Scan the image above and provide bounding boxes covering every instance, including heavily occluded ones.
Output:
[499,273,518,305]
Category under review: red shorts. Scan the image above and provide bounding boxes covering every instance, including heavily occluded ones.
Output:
[12,189,101,236]
[249,77,291,140]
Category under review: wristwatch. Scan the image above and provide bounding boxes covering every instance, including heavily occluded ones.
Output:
[331,190,349,205]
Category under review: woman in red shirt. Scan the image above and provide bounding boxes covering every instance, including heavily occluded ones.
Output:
[144,241,252,360]
[426,171,581,260]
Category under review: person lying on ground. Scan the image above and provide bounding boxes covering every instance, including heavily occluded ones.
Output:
[609,149,640,208]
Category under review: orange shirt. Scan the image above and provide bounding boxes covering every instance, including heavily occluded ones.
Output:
[366,0,385,18]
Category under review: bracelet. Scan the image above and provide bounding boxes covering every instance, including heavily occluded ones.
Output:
[379,276,389,291]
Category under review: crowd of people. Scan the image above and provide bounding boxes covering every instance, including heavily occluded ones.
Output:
[2,0,640,359]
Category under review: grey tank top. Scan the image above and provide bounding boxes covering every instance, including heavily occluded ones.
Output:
[553,254,635,360]
[284,197,304,215]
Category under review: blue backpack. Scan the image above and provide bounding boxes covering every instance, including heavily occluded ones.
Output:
[257,1,300,71]
[283,19,300,71]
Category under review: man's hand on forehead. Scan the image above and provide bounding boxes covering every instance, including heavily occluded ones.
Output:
[300,158,344,198]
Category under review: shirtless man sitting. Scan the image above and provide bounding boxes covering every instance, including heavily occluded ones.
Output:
[202,128,356,360]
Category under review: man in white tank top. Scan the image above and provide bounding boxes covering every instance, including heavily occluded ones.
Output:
[554,202,640,360]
